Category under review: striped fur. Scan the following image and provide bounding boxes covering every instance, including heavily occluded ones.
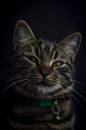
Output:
[0,20,82,130]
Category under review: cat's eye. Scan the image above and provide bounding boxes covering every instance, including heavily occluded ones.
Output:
[26,56,37,63]
[52,61,64,67]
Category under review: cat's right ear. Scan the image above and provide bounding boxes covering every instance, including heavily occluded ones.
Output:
[13,20,36,50]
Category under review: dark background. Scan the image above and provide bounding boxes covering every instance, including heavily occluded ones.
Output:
[0,1,86,130]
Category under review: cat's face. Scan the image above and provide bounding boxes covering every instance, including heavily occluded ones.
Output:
[9,20,81,99]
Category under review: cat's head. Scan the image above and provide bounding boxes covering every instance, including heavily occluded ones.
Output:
[11,20,82,99]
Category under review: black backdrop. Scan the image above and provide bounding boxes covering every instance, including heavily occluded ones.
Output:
[0,1,86,130]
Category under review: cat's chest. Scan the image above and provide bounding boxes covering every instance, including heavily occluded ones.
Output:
[12,102,53,122]
[4,98,73,130]
[10,99,71,123]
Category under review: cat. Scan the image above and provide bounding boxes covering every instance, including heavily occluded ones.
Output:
[0,20,82,130]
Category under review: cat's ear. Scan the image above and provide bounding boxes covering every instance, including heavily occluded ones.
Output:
[59,32,82,56]
[13,20,36,50]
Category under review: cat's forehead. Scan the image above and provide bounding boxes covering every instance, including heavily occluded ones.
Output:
[35,39,67,60]
[38,39,54,50]
[37,39,56,54]
[22,39,65,60]
[23,39,56,54]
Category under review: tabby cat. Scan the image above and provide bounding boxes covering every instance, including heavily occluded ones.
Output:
[0,20,82,130]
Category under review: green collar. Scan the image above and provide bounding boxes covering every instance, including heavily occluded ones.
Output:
[39,100,61,124]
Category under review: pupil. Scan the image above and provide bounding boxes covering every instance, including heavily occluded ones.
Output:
[57,62,61,66]
[32,58,35,61]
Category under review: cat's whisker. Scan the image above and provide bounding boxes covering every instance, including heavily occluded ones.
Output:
[52,81,59,85]
[57,85,81,106]
[9,75,30,82]
[72,80,86,85]
[65,92,75,105]
[30,75,41,79]
[0,74,22,81]
[15,80,32,92]
[46,77,58,83]
[65,89,82,106]
[64,90,81,106]
[0,74,30,81]
[3,78,29,93]
[0,74,17,80]
[69,92,82,106]
[59,87,73,103]
[32,77,41,80]
[69,87,86,103]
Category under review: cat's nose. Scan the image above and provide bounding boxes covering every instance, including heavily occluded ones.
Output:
[39,64,51,76]
[40,70,49,76]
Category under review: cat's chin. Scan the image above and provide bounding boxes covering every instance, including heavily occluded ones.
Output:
[18,84,62,100]
[36,84,62,95]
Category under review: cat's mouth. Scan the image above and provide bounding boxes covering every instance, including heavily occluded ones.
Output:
[20,80,62,99]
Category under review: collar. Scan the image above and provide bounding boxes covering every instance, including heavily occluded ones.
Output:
[38,93,70,124]
[39,100,61,124]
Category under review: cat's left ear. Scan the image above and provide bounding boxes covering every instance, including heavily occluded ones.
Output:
[59,32,82,56]
[13,20,36,50]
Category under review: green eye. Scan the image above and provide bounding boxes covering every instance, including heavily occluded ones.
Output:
[53,61,63,67]
[26,56,37,63]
